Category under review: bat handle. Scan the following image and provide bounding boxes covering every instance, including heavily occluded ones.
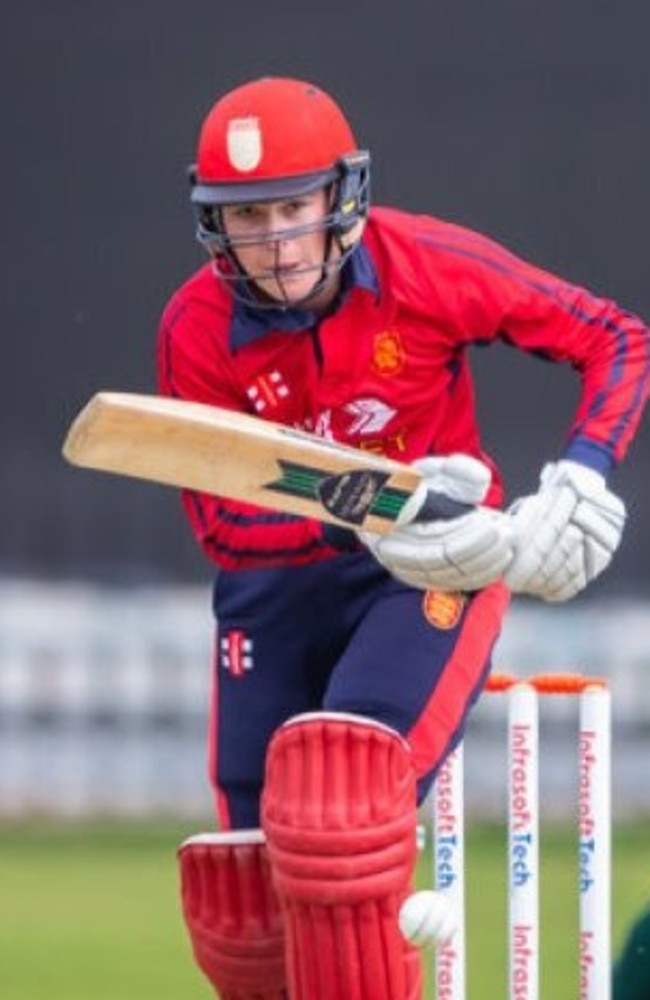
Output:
[412,490,474,522]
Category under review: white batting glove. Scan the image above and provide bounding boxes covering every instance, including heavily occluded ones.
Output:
[504,460,626,602]
[358,455,514,592]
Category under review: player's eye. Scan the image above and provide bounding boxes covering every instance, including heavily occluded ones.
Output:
[283,199,309,215]
[233,204,263,222]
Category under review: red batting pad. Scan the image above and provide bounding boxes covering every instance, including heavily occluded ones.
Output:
[178,831,287,999]
[262,712,422,1000]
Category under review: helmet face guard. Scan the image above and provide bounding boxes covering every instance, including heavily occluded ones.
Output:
[189,151,370,249]
[187,77,371,307]
[189,151,370,309]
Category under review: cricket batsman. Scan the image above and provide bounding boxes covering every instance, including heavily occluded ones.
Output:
[162,77,649,998]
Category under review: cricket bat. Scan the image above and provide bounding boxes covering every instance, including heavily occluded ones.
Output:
[62,392,471,534]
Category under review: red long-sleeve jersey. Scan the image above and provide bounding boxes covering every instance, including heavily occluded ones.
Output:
[157,206,650,571]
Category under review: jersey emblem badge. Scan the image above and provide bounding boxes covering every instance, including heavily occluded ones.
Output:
[372,329,405,376]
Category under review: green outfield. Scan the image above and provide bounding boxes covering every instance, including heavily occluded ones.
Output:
[0,820,648,999]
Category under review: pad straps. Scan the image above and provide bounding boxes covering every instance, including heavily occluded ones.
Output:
[262,712,423,1000]
[178,830,287,999]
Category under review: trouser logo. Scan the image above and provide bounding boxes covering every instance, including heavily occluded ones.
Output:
[220,629,254,677]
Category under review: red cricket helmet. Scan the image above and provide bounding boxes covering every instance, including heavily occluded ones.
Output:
[188,77,370,265]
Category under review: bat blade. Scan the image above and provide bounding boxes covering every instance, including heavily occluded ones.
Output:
[62,392,469,533]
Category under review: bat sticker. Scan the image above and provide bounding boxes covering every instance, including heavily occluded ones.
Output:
[267,461,409,525]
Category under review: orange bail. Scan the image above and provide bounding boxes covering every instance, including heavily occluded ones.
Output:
[486,671,608,695]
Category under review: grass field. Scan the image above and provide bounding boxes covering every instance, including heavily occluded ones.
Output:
[0,819,648,999]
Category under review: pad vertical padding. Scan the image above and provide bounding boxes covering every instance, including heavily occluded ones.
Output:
[178,831,287,1000]
[262,712,423,1000]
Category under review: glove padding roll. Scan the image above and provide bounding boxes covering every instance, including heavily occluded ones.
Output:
[504,459,626,602]
[358,454,514,592]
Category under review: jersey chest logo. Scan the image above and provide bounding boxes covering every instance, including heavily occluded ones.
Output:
[313,398,397,440]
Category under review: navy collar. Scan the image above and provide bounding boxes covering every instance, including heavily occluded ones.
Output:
[228,243,379,350]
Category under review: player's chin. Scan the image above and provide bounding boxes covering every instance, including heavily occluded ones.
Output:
[259,274,317,305]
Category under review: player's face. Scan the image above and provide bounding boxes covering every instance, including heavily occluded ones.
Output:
[221,190,341,308]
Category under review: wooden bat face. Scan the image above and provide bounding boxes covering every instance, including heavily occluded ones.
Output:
[62,392,469,533]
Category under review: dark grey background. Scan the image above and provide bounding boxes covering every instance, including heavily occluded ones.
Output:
[2,0,648,594]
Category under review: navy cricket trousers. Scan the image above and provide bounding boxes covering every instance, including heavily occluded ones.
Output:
[207,551,509,829]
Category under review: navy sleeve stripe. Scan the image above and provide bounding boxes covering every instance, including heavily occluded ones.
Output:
[418,233,613,328]
[418,232,650,463]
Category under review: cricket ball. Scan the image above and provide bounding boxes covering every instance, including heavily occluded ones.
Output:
[398,890,458,948]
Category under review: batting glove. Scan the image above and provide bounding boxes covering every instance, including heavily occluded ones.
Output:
[504,459,626,602]
[358,454,514,592]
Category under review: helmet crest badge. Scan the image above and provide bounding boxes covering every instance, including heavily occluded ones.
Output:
[226,117,262,173]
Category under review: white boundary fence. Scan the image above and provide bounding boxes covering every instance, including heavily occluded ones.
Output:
[0,579,649,818]
[0,579,214,817]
